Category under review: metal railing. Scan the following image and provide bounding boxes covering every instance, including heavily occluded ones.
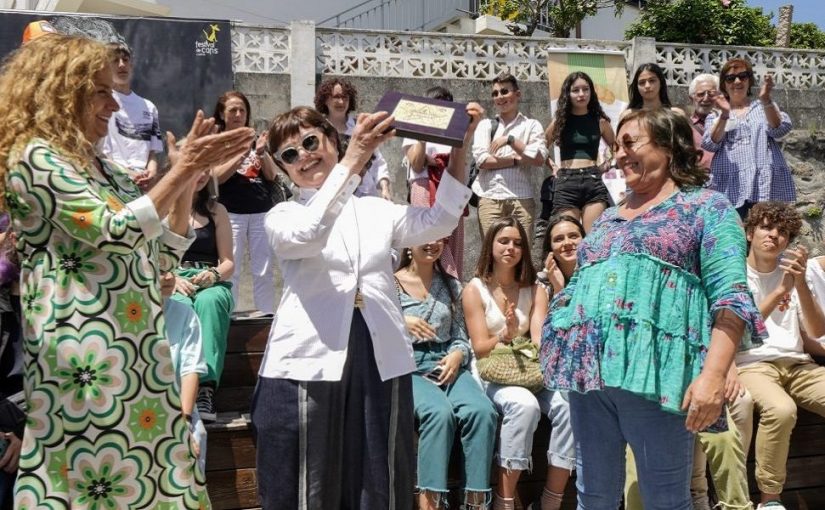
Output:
[319,0,470,31]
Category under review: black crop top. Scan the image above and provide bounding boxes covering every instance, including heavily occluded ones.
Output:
[559,114,601,161]
[182,219,218,266]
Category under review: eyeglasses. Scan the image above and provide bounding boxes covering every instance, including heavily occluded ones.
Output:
[612,133,652,154]
[723,71,752,84]
[694,90,716,99]
[276,133,321,164]
[491,88,512,98]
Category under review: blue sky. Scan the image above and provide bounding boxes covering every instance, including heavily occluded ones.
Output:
[747,1,824,29]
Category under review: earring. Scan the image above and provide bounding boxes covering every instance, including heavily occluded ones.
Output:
[406,248,413,257]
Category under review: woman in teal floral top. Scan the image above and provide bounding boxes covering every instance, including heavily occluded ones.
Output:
[540,108,766,508]
[395,239,497,510]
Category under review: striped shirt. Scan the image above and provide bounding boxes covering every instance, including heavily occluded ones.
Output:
[471,113,547,200]
[701,101,795,208]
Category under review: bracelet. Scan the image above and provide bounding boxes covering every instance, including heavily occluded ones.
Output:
[208,267,221,282]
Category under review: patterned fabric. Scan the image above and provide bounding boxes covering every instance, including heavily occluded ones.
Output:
[541,187,766,415]
[7,140,209,509]
[409,176,464,279]
[397,273,471,368]
[701,101,795,208]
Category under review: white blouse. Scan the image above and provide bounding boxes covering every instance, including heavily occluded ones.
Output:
[261,163,471,381]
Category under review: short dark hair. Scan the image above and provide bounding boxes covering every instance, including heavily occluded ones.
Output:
[267,106,342,173]
[744,201,802,242]
[213,90,251,132]
[426,86,453,102]
[314,78,358,116]
[474,216,536,287]
[492,72,519,91]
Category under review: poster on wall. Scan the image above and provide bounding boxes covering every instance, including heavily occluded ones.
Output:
[0,10,234,141]
[546,50,629,203]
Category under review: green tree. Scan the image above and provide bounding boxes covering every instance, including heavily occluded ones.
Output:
[625,0,775,46]
[790,22,825,49]
[481,0,624,38]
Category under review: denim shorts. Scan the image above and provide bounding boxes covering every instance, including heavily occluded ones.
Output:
[552,166,610,213]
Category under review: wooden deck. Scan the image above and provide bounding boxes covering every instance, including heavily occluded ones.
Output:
[205,319,825,510]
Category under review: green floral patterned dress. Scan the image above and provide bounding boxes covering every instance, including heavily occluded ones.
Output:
[6,140,210,509]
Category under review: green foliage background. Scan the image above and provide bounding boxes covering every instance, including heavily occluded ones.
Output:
[625,0,825,49]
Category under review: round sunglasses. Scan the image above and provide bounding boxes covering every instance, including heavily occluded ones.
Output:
[276,133,321,164]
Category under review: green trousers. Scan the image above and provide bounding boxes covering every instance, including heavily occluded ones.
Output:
[171,268,234,387]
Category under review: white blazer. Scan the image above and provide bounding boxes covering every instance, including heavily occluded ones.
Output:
[261,163,471,381]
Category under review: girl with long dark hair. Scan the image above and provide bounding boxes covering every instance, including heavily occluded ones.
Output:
[544,72,615,233]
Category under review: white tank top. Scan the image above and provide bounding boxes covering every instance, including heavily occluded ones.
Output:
[469,277,533,337]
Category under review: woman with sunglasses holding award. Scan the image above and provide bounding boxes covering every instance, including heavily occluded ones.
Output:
[250,103,482,510]
[702,58,795,220]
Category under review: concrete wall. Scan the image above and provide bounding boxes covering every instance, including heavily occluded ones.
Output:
[233,71,825,286]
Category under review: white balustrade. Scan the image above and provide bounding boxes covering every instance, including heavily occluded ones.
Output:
[656,43,825,89]
[230,23,825,90]
[232,25,291,74]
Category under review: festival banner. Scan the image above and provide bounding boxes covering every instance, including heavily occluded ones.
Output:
[0,10,234,140]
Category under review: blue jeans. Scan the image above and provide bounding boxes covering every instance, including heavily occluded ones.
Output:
[570,387,693,510]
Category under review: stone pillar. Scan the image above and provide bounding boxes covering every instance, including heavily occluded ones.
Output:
[289,20,316,108]
[775,5,793,48]
[629,37,657,76]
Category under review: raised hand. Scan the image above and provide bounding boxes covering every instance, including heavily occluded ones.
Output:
[759,73,775,103]
[340,112,396,176]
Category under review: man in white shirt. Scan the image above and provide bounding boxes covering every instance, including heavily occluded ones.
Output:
[734,201,825,510]
[472,73,548,237]
[101,42,162,191]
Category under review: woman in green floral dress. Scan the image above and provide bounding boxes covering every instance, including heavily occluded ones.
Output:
[0,34,254,508]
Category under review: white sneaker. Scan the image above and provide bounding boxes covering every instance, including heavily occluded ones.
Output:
[757,501,787,510]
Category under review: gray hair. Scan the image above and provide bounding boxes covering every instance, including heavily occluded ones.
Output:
[688,73,719,97]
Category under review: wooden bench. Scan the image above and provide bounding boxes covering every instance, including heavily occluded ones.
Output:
[205,319,825,510]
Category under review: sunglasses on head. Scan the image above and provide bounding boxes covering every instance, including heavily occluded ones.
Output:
[491,88,512,98]
[277,133,321,165]
[724,71,752,84]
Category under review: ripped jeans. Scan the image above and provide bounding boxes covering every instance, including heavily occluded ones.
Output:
[485,384,576,472]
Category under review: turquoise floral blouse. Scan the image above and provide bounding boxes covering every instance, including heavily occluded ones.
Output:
[540,187,766,414]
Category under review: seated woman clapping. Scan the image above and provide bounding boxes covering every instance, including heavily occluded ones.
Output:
[462,217,575,510]
[395,239,497,510]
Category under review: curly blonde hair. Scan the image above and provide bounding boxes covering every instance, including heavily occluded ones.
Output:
[0,34,112,207]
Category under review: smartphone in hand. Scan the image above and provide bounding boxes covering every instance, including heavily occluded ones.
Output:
[423,366,443,385]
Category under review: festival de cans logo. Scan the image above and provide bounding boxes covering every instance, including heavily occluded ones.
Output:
[195,23,220,56]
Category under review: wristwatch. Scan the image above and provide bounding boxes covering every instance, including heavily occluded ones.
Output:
[506,134,515,146]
